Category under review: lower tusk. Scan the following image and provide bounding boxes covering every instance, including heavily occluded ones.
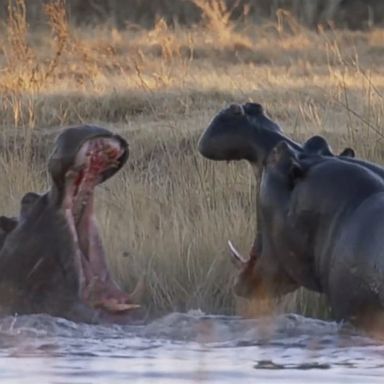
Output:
[228,240,249,264]
[96,299,141,313]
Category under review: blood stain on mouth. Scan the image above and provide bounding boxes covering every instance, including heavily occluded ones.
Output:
[62,137,137,314]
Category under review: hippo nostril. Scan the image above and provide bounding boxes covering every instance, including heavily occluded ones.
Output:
[228,104,244,115]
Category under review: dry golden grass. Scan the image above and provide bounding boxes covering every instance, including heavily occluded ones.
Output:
[0,1,384,317]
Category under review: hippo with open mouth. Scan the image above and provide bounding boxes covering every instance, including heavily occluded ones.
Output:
[0,125,141,323]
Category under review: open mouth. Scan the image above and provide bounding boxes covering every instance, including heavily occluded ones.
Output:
[62,136,139,314]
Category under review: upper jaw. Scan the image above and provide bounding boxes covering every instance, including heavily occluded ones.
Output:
[48,125,128,194]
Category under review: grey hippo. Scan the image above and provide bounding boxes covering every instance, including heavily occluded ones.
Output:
[0,125,142,323]
[255,141,384,330]
[198,102,358,265]
[199,103,384,330]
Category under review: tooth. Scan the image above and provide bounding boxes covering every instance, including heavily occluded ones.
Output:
[228,240,249,265]
[97,299,141,313]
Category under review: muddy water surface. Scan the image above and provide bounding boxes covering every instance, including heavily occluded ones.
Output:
[0,311,383,383]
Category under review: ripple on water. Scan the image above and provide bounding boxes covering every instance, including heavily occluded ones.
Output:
[0,311,383,383]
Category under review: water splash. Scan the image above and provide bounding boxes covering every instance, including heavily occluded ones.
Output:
[0,312,383,383]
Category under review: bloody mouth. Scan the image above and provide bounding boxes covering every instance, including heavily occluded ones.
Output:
[63,136,139,314]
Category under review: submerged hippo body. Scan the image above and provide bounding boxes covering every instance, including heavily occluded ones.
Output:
[0,126,141,323]
[256,142,384,328]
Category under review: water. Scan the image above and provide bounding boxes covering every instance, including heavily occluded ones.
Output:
[0,311,383,384]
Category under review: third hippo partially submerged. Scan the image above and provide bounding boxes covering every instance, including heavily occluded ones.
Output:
[0,126,141,323]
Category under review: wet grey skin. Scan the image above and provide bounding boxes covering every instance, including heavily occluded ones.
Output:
[198,102,382,174]
[0,125,142,323]
[256,141,384,330]
[198,103,301,166]
[198,103,301,261]
[197,102,384,311]
[198,103,355,165]
[197,102,357,266]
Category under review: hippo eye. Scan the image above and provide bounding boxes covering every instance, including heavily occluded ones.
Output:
[244,103,264,116]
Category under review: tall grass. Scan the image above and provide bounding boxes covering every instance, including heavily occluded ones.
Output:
[0,0,382,29]
[0,1,383,317]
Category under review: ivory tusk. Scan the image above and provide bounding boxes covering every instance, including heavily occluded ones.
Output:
[99,300,140,313]
[228,240,249,264]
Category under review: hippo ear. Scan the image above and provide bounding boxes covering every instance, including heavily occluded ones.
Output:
[0,216,18,233]
[282,143,304,186]
[339,147,355,158]
[288,159,304,188]
[269,142,304,185]
[20,192,41,220]
[267,141,292,166]
[289,160,304,179]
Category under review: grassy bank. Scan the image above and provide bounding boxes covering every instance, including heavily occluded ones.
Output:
[0,1,384,317]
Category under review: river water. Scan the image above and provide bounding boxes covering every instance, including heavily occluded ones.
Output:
[0,311,383,384]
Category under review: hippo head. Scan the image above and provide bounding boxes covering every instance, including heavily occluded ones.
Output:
[198,103,294,166]
[48,126,128,202]
[46,126,143,315]
[0,125,144,321]
[198,103,355,170]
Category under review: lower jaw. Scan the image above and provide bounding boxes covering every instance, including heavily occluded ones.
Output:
[64,197,139,315]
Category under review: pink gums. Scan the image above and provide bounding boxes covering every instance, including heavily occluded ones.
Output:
[63,138,138,313]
